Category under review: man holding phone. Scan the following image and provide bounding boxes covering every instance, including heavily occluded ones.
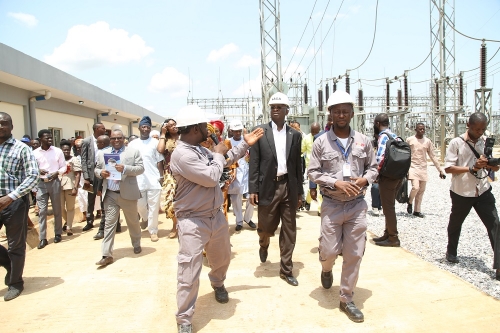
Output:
[444,112,500,281]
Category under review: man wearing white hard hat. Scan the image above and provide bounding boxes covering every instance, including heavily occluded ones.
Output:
[308,90,378,323]
[249,92,304,287]
[228,119,257,231]
[170,105,264,333]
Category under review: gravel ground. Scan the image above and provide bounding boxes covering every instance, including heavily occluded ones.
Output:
[365,166,500,300]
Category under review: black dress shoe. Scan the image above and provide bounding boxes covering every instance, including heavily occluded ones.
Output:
[407,204,413,214]
[37,239,48,249]
[4,285,24,301]
[116,223,122,233]
[62,223,67,231]
[375,238,400,247]
[321,270,333,289]
[496,269,500,281]
[245,220,257,229]
[53,234,62,243]
[305,203,311,211]
[235,224,242,231]
[93,231,104,240]
[259,247,268,263]
[446,252,459,263]
[340,301,364,323]
[82,223,94,231]
[372,232,388,242]
[413,212,424,218]
[212,285,229,303]
[95,256,113,266]
[134,246,142,254]
[280,273,298,286]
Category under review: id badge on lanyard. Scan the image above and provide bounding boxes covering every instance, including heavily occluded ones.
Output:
[335,139,351,177]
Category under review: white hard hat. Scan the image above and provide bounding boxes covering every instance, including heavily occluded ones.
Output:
[326,90,355,109]
[175,105,210,127]
[269,92,290,107]
[229,119,243,131]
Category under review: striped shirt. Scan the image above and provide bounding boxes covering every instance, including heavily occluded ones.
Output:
[376,129,398,170]
[0,136,40,200]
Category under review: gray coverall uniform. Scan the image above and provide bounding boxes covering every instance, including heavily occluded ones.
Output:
[170,139,249,325]
[308,128,378,303]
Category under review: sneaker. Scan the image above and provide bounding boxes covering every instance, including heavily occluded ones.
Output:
[177,324,193,333]
[150,234,159,242]
[372,208,379,216]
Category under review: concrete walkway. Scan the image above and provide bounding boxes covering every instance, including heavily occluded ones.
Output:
[1,204,499,333]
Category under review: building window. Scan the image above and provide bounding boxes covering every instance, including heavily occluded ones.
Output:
[75,130,85,139]
[49,127,62,146]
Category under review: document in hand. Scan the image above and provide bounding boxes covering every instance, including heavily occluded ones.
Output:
[104,153,122,180]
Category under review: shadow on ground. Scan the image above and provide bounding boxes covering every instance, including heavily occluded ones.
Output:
[254,261,305,278]
[309,286,372,310]
[0,276,64,296]
[193,285,271,331]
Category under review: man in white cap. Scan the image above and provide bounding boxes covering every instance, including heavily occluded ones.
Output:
[228,119,256,231]
[128,116,164,242]
[308,90,378,323]
[170,105,263,333]
[249,92,304,287]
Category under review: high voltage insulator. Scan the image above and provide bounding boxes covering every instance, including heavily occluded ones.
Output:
[397,89,402,111]
[358,89,364,111]
[435,79,440,110]
[459,73,464,106]
[333,81,337,92]
[345,76,350,94]
[318,89,323,111]
[325,83,329,103]
[404,76,408,107]
[386,81,390,112]
[304,83,308,104]
[480,42,487,88]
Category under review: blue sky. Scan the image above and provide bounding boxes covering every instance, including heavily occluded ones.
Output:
[1,0,499,118]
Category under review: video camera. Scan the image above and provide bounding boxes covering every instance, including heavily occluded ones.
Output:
[484,138,500,166]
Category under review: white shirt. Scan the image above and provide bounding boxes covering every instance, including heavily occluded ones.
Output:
[128,137,164,190]
[272,121,288,176]
[92,135,99,162]
[33,145,67,179]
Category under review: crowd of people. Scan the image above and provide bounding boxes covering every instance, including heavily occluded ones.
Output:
[0,89,499,333]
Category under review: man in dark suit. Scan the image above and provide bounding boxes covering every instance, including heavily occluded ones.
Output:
[94,129,144,266]
[80,122,106,233]
[249,92,304,286]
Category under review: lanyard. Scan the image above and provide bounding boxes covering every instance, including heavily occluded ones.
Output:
[335,139,351,160]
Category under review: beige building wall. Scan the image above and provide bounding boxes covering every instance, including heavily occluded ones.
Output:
[36,108,93,140]
[101,120,129,136]
[0,102,25,139]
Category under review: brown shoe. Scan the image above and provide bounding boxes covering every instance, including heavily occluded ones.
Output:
[96,256,113,266]
[372,232,388,242]
[375,238,400,247]
[168,229,178,239]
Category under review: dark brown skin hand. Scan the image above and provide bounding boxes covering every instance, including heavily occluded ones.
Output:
[214,142,229,155]
[334,177,366,197]
[0,196,13,212]
[310,188,317,201]
[249,193,259,206]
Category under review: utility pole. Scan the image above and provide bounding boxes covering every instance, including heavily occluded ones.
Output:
[260,0,283,122]
[430,0,459,161]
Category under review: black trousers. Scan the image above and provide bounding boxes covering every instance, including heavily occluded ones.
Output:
[0,195,29,288]
[447,188,500,269]
[257,179,297,276]
[87,175,106,231]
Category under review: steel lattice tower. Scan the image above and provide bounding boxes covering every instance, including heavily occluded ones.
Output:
[260,0,283,122]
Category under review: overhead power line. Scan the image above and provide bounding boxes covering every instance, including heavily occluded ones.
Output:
[348,0,379,71]
[431,0,500,43]
[462,45,500,73]
[287,0,331,77]
[284,0,318,75]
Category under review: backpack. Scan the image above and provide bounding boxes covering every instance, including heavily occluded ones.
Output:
[379,133,411,179]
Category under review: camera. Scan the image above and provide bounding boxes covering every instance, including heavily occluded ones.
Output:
[484,138,500,166]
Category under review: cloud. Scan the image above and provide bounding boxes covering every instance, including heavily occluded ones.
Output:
[236,55,259,68]
[232,76,261,97]
[44,21,154,71]
[148,67,189,98]
[207,43,239,62]
[8,12,38,27]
